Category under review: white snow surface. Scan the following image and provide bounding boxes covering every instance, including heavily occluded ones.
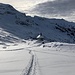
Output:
[0,42,31,75]
[1,40,75,75]
[27,41,75,75]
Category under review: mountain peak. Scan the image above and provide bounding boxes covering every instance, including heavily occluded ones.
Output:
[0,3,75,43]
[0,3,23,15]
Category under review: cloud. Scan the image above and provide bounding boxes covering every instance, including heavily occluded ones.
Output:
[0,0,50,10]
[32,0,75,16]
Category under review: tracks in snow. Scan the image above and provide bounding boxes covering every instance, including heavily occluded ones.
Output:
[20,50,36,75]
[25,55,34,75]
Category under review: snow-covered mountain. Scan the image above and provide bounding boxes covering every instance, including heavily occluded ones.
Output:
[1,3,75,75]
[0,3,75,43]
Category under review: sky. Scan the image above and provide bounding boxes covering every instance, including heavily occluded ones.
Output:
[0,0,75,21]
[31,0,75,22]
[0,0,53,10]
[33,0,75,16]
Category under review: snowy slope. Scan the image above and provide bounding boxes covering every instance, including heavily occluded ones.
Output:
[0,3,75,43]
[1,39,75,75]
[26,41,75,75]
[0,42,32,75]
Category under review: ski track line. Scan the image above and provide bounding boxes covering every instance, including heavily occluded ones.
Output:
[20,50,35,75]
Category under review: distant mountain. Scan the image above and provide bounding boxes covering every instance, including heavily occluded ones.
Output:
[0,3,75,43]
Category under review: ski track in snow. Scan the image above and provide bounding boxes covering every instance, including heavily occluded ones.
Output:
[0,41,75,75]
[31,46,75,75]
[21,52,35,75]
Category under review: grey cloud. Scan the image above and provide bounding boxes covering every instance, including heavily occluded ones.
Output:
[32,0,75,16]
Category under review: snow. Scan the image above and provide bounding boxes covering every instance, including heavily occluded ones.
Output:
[0,3,75,43]
[0,42,32,75]
[28,41,75,75]
[1,38,75,75]
[35,50,75,75]
[0,3,75,75]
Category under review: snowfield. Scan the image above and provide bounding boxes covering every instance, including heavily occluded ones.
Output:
[28,41,75,75]
[0,42,31,75]
[0,40,75,75]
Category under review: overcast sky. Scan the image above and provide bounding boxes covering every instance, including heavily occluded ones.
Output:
[0,0,54,10]
[30,0,75,22]
[0,0,75,21]
[32,0,75,16]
